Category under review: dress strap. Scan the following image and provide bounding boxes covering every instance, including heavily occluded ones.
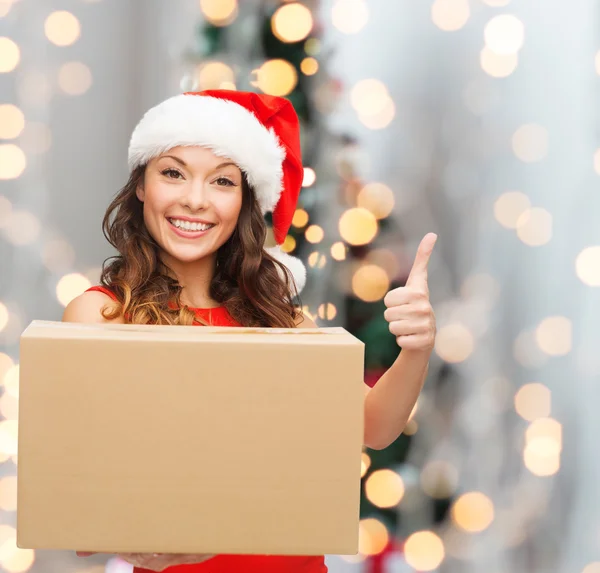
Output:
[86,285,118,302]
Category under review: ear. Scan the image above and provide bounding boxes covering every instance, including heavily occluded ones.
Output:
[136,182,145,202]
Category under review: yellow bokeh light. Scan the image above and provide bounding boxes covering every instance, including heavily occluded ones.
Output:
[484,14,524,55]
[480,47,518,77]
[45,11,81,46]
[514,383,551,421]
[493,191,531,229]
[0,105,24,139]
[365,469,405,508]
[0,37,20,73]
[576,246,600,287]
[281,235,296,253]
[526,417,562,450]
[0,476,17,511]
[0,302,7,332]
[420,460,458,499]
[302,167,316,187]
[512,123,549,162]
[360,452,371,478]
[403,420,418,435]
[304,38,321,56]
[0,542,35,573]
[583,562,600,573]
[357,183,394,219]
[431,0,470,32]
[4,210,40,245]
[272,3,313,43]
[308,251,326,269]
[351,79,390,117]
[404,531,445,571]
[523,440,560,477]
[199,0,238,26]
[3,364,19,397]
[516,208,552,247]
[0,393,18,421]
[198,61,235,90]
[434,323,474,363]
[300,57,319,76]
[339,207,378,246]
[331,0,368,34]
[305,224,324,244]
[451,492,494,533]
[58,61,92,95]
[535,316,571,356]
[318,303,337,321]
[56,273,92,307]
[252,59,297,97]
[0,420,18,456]
[292,209,309,228]
[330,241,347,261]
[0,354,13,384]
[0,1,12,18]
[352,265,389,302]
[358,102,395,130]
[358,518,389,556]
[0,144,26,180]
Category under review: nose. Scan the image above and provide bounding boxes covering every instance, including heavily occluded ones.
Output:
[182,179,209,212]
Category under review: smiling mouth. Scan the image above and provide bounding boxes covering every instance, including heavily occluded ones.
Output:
[167,218,216,233]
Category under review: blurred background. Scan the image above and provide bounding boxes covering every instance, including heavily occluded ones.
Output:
[1,0,600,571]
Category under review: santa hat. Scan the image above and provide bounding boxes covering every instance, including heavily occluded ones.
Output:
[128,89,306,293]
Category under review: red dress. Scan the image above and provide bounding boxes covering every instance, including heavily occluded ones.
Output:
[86,286,328,573]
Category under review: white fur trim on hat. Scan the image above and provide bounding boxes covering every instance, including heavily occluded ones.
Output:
[265,246,307,294]
[128,94,286,213]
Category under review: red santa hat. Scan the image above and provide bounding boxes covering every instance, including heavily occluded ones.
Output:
[128,89,306,293]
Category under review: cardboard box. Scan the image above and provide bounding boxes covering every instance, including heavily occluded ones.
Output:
[17,320,365,555]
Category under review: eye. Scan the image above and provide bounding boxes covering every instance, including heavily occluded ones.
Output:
[161,168,183,179]
[215,177,235,187]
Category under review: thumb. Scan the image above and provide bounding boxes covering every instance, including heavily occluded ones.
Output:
[406,233,437,287]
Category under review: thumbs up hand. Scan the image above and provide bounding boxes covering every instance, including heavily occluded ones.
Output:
[383,233,437,352]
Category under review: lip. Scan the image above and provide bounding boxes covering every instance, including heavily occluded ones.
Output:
[166,217,215,239]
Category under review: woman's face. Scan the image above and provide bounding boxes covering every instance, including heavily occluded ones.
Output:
[137,146,243,265]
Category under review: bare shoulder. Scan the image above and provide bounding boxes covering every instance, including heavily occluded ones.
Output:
[294,311,318,329]
[62,291,124,324]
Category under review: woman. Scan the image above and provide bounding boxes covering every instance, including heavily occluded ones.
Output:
[67,90,437,572]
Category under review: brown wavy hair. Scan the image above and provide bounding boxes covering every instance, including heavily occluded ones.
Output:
[99,165,300,327]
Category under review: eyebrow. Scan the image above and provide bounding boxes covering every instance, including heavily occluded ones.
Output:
[160,155,237,171]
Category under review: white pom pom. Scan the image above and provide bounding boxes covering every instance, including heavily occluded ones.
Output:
[265,246,307,294]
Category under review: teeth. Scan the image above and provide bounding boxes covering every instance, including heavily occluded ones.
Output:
[170,219,213,232]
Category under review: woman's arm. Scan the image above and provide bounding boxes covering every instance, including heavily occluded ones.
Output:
[295,233,437,451]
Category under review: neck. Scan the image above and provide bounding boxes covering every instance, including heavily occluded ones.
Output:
[161,253,220,309]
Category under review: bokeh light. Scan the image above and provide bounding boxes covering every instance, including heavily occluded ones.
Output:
[0,420,18,456]
[0,476,17,511]
[512,124,549,162]
[330,242,346,261]
[199,0,238,26]
[513,329,549,369]
[3,210,40,245]
[357,182,395,219]
[58,61,93,95]
[3,364,19,397]
[535,316,572,356]
[494,191,531,229]
[302,167,316,187]
[365,469,405,508]
[317,303,337,321]
[45,11,81,46]
[272,3,313,43]
[307,251,327,269]
[451,492,494,532]
[281,235,296,254]
[0,105,24,139]
[484,14,524,54]
[56,273,92,307]
[305,224,324,244]
[198,61,235,90]
[514,383,551,421]
[361,452,371,478]
[516,207,552,246]
[339,207,378,245]
[0,144,26,179]
[0,354,13,383]
[352,265,389,302]
[431,0,470,32]
[252,59,297,97]
[434,323,475,363]
[420,460,459,499]
[0,37,20,73]
[480,47,518,77]
[583,563,600,573]
[331,0,368,34]
[404,531,445,571]
[358,518,389,556]
[300,57,319,76]
[292,209,309,228]
[576,246,600,286]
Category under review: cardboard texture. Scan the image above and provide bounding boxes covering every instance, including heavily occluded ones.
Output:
[17,320,365,555]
